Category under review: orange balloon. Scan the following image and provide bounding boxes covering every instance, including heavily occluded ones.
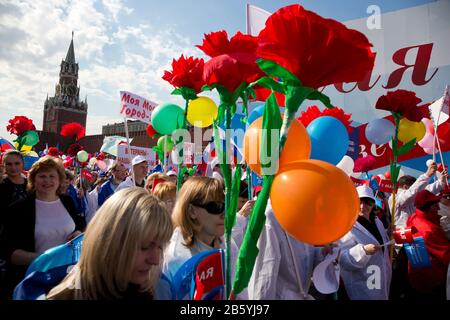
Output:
[270,159,359,245]
[243,117,311,175]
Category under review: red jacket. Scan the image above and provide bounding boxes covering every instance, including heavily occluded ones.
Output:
[406,210,450,294]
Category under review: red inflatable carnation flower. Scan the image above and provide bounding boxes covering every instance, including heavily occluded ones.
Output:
[67,143,83,157]
[48,147,59,157]
[162,55,205,93]
[7,116,36,136]
[60,122,85,141]
[353,155,377,173]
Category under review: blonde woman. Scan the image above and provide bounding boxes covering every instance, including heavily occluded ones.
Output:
[163,177,246,299]
[153,181,176,215]
[47,187,173,300]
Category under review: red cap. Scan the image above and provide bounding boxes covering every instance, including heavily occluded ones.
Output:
[414,190,441,210]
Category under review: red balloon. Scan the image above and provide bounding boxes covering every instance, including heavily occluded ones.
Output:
[384,170,391,180]
[146,124,157,138]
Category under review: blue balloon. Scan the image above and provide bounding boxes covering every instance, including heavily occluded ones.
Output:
[365,118,395,145]
[247,104,265,125]
[307,116,349,165]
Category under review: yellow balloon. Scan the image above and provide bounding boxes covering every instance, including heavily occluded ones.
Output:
[398,118,425,143]
[17,144,32,152]
[187,96,218,128]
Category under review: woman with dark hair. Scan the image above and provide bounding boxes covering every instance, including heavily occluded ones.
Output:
[0,150,28,208]
[0,150,28,298]
[3,156,85,296]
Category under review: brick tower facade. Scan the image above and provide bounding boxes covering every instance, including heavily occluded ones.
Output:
[43,33,88,134]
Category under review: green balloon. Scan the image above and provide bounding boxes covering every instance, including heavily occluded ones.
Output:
[157,136,174,152]
[77,150,89,162]
[20,130,39,146]
[151,103,184,135]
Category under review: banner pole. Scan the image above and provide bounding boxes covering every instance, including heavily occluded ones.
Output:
[123,117,136,187]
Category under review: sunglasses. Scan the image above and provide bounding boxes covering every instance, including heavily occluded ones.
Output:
[192,201,225,215]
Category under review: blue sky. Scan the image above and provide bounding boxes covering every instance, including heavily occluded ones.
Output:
[0,0,436,142]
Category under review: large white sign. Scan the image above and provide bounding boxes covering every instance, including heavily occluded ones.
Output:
[247,1,450,124]
[117,144,156,169]
[119,91,158,124]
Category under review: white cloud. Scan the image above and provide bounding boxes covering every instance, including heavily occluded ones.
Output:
[0,0,215,144]
[101,0,133,22]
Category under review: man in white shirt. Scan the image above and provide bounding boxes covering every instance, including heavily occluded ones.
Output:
[390,161,445,229]
[116,156,148,191]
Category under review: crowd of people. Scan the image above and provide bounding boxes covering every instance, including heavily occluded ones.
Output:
[0,149,449,300]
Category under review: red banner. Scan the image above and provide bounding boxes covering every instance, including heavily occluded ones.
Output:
[193,251,224,300]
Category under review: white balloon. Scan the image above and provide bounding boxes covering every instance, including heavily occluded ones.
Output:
[336,155,354,176]
[426,159,434,167]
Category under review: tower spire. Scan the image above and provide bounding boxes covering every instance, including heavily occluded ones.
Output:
[65,32,76,64]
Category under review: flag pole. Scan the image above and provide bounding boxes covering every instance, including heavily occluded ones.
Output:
[123,117,136,187]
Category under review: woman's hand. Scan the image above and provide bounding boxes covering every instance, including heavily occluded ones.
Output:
[238,200,255,218]
[363,244,380,255]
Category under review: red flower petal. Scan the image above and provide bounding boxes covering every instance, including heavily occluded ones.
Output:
[353,155,376,173]
[162,54,205,93]
[375,89,426,121]
[67,143,83,157]
[48,147,59,157]
[257,4,375,88]
[60,122,85,141]
[297,105,353,133]
[197,31,264,93]
[196,30,230,57]
[6,116,36,136]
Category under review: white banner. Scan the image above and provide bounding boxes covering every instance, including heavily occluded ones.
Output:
[117,144,156,169]
[247,1,450,125]
[119,91,158,124]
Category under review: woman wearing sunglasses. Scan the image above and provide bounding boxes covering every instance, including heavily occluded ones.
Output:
[338,185,392,300]
[163,177,244,297]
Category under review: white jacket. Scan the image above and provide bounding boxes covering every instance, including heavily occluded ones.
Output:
[338,217,391,300]
[248,204,324,300]
[162,227,247,299]
[389,174,444,228]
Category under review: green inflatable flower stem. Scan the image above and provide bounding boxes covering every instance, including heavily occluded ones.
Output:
[389,112,401,262]
[232,60,334,296]
[170,87,198,192]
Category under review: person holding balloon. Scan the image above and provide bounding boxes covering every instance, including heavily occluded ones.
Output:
[2,156,85,296]
[390,161,446,230]
[247,201,334,300]
[338,185,392,300]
